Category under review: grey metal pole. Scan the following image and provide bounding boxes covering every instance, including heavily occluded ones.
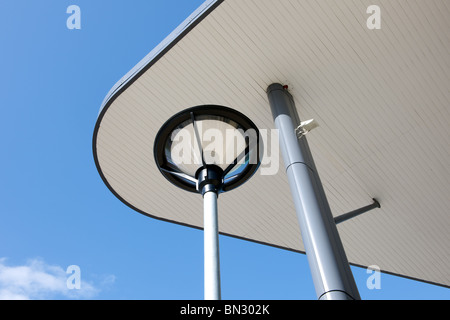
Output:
[267,83,361,300]
[203,189,221,300]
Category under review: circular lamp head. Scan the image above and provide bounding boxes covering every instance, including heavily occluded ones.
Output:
[154,105,261,194]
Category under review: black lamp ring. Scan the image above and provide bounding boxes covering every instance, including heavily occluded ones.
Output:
[154,105,261,194]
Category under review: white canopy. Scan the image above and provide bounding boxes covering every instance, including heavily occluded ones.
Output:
[94,0,450,288]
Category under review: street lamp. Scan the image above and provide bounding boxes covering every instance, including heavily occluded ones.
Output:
[153,105,261,300]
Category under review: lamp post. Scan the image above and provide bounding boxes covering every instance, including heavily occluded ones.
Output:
[153,105,261,300]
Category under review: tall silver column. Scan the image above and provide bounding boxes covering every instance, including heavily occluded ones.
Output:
[267,83,360,300]
[203,190,221,300]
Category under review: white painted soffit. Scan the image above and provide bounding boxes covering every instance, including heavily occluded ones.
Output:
[93,0,450,288]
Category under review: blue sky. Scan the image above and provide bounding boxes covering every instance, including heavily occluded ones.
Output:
[0,0,449,300]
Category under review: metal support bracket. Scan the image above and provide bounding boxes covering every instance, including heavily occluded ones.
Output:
[334,199,381,225]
